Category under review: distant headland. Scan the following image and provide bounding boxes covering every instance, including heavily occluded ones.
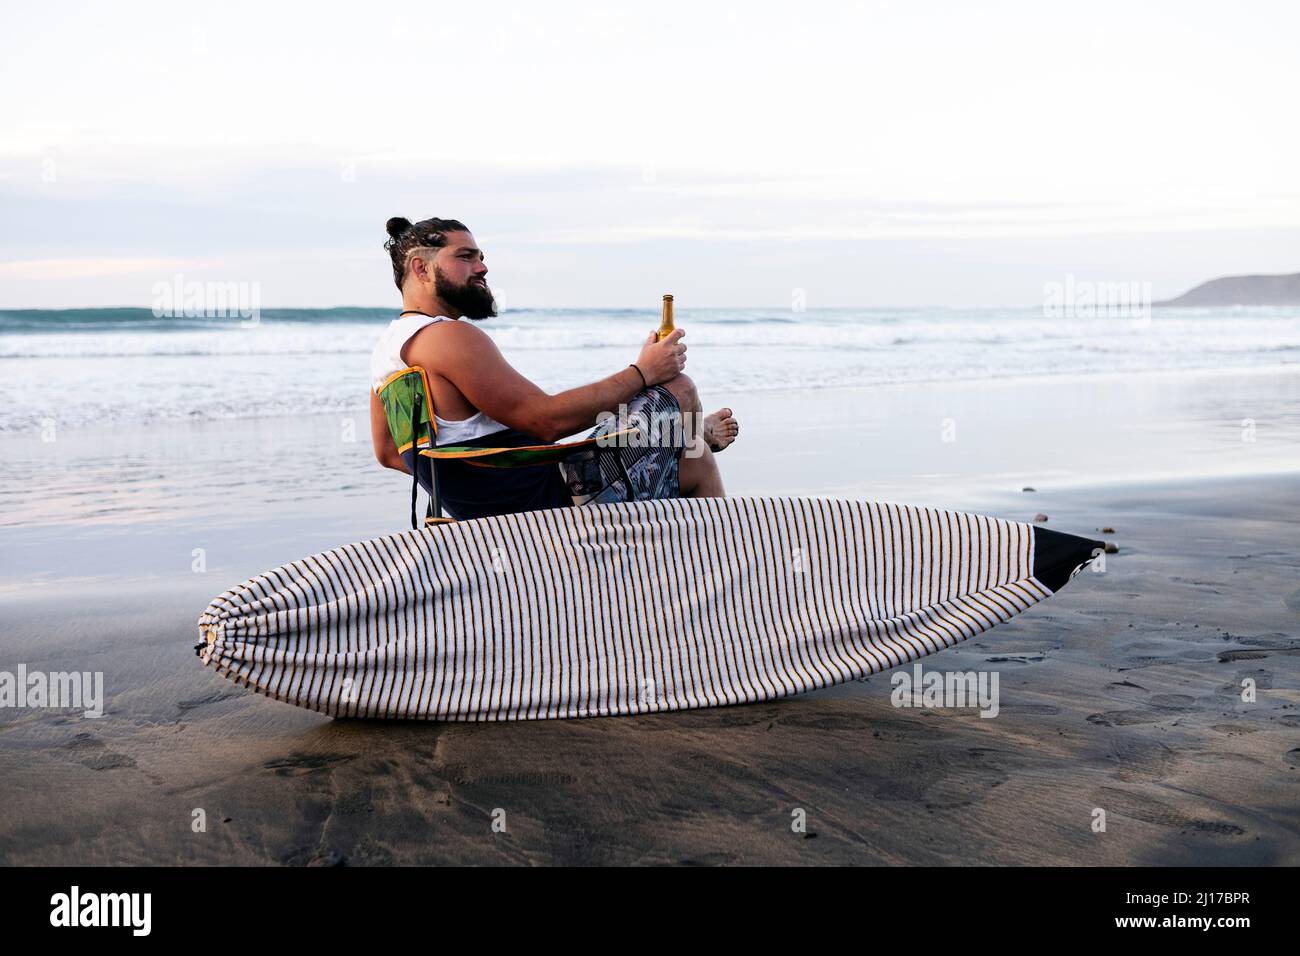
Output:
[1156,272,1300,307]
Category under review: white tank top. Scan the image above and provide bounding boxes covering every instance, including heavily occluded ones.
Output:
[370,312,508,445]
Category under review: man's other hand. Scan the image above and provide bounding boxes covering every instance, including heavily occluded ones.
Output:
[635,328,687,385]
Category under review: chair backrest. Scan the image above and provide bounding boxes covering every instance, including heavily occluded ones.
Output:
[378,366,448,526]
[377,366,438,454]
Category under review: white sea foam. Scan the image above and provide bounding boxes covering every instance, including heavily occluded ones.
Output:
[0,306,1296,432]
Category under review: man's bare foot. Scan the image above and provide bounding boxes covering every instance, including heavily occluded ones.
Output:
[702,407,739,452]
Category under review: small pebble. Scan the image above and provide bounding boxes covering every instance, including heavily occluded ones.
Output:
[1104,542,1119,554]
[1033,513,1048,522]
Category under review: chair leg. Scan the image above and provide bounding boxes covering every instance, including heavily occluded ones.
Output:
[428,454,443,519]
[411,391,444,528]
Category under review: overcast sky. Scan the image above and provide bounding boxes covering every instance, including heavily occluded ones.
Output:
[2,0,1297,308]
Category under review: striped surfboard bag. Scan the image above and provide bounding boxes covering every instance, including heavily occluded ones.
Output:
[197,496,1103,720]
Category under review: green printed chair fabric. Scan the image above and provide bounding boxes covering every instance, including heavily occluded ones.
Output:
[378,366,436,454]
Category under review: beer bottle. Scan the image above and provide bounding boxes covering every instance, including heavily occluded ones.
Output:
[656,294,675,342]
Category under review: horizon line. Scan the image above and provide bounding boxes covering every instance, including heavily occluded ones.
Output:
[0,302,1169,313]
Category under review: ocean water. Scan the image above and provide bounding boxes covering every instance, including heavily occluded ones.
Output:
[1,305,1298,433]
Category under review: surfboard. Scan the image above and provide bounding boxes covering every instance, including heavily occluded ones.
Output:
[196,496,1104,720]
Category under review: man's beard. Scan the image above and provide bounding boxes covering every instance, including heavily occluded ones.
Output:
[435,268,497,320]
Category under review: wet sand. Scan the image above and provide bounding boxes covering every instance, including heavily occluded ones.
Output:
[1,471,1296,865]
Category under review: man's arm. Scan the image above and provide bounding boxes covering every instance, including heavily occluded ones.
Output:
[370,389,410,473]
[409,321,684,443]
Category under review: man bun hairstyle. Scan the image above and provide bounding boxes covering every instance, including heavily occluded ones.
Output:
[383,216,469,290]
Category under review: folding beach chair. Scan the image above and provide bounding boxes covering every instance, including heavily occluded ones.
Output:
[377,366,639,528]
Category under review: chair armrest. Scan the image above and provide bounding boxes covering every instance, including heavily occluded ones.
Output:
[420,427,639,469]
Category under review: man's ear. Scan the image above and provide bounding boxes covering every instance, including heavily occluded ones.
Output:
[410,253,434,285]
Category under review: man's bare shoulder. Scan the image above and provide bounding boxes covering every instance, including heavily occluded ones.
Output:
[402,318,494,370]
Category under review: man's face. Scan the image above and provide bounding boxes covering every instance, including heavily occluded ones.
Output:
[431,230,496,320]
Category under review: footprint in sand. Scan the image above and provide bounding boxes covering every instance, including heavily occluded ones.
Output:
[177,692,240,713]
[262,752,355,777]
[1217,644,1300,663]
[1208,723,1261,735]
[772,710,881,731]
[1096,786,1246,835]
[63,733,136,771]
[1087,695,1196,727]
[996,703,1062,716]
[280,847,347,867]
[1108,737,1179,780]
[1218,669,1273,695]
[452,770,578,788]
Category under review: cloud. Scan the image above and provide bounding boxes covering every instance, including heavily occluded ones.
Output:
[0,257,219,279]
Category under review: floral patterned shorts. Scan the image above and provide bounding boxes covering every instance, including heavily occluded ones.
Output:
[560,386,686,506]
